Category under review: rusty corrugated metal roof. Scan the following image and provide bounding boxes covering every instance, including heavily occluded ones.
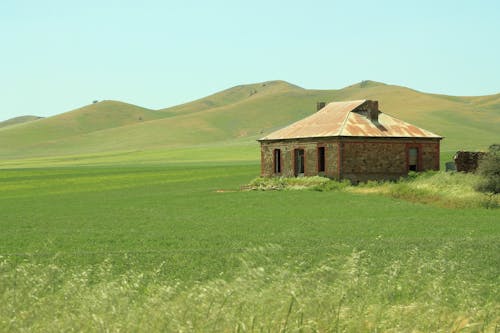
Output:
[259,100,442,141]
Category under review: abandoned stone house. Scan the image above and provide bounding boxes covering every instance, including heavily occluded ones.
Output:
[258,100,442,182]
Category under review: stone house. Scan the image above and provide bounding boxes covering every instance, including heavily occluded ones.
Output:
[258,100,442,182]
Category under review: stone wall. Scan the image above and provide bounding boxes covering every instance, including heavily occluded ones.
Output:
[453,151,486,172]
[341,141,406,182]
[421,142,440,170]
[260,139,339,178]
[341,140,439,182]
[260,138,440,181]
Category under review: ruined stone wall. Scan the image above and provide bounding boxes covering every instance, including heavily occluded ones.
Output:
[260,139,339,178]
[453,151,486,172]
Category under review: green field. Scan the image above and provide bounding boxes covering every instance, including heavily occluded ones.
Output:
[1,160,499,331]
[1,81,499,331]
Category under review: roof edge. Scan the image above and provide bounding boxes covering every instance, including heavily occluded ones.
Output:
[258,135,443,142]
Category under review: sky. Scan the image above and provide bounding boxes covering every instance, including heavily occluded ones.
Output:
[1,0,499,121]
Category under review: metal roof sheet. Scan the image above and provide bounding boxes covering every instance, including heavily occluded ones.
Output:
[259,100,441,141]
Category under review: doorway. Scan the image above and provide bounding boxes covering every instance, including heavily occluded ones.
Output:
[408,147,419,171]
[294,149,305,176]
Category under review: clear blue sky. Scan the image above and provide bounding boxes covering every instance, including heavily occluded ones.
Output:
[1,0,499,121]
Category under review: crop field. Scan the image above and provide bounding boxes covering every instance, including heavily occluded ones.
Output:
[0,48,498,333]
[1,158,499,332]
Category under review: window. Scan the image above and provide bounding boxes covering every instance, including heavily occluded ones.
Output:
[408,147,419,171]
[294,149,305,176]
[273,149,281,174]
[318,147,325,172]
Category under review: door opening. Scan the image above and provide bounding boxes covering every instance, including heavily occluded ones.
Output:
[294,149,305,176]
[273,149,281,174]
[318,147,325,173]
[408,147,419,171]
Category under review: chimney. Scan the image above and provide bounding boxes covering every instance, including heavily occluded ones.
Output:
[367,100,379,122]
[316,101,326,111]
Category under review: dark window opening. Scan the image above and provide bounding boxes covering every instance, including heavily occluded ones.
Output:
[273,149,281,174]
[294,149,305,176]
[318,147,325,172]
[408,147,418,171]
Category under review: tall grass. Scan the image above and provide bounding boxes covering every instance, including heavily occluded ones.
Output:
[354,171,499,209]
[1,244,499,332]
[245,176,350,191]
[248,172,499,209]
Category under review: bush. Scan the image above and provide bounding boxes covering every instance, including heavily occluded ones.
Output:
[245,172,499,208]
[475,144,500,194]
[310,179,350,191]
[245,176,349,191]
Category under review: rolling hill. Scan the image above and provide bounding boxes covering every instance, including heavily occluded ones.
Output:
[0,80,498,162]
[0,115,43,129]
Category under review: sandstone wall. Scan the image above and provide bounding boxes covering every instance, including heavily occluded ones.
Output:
[421,142,440,170]
[341,140,439,182]
[453,151,486,172]
[260,138,440,181]
[260,139,339,178]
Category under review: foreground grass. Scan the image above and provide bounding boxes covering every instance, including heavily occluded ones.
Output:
[2,243,499,332]
[1,164,499,331]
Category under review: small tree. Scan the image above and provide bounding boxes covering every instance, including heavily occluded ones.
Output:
[475,144,500,194]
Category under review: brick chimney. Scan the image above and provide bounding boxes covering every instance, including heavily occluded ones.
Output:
[316,102,326,111]
[366,100,379,122]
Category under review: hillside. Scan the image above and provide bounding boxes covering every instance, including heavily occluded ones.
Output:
[158,80,304,116]
[0,115,43,129]
[0,80,498,161]
[0,101,168,158]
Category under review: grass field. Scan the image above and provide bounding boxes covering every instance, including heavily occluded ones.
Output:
[1,80,499,331]
[1,160,499,331]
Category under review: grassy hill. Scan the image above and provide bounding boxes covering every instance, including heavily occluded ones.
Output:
[0,115,43,129]
[0,101,167,158]
[0,80,498,162]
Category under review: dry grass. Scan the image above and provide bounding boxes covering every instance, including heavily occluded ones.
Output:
[245,176,351,191]
[350,171,499,209]
[247,172,499,209]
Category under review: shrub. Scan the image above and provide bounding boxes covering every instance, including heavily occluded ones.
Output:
[245,172,499,208]
[475,144,500,194]
[245,176,349,191]
[310,179,350,192]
